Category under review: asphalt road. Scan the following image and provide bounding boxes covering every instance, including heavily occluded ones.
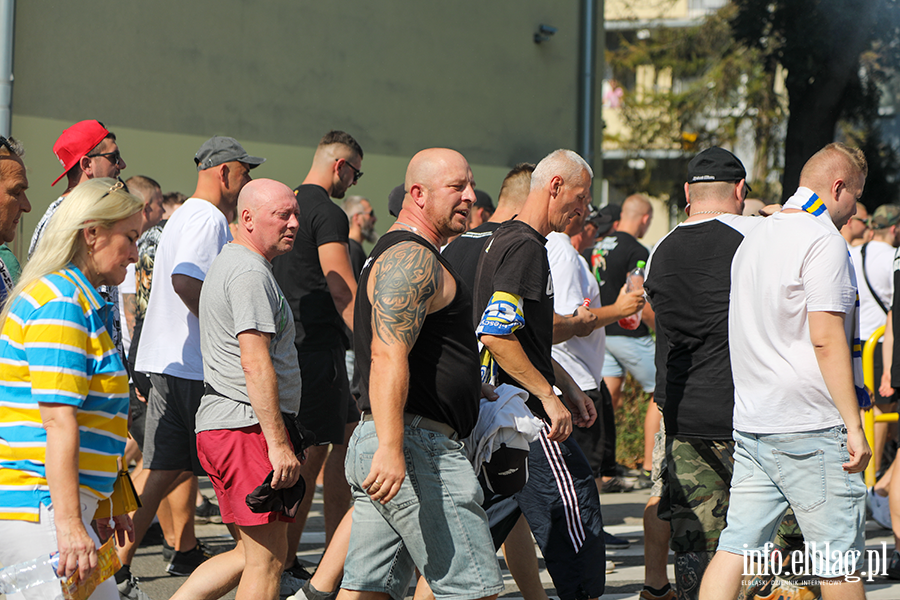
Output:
[127,478,900,600]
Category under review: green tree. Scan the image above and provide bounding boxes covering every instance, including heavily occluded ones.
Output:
[606,3,787,202]
[732,0,897,203]
[607,0,900,206]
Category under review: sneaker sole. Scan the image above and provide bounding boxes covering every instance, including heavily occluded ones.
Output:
[194,516,224,524]
[166,564,197,576]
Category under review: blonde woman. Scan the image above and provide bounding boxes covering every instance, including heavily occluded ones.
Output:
[0,178,143,600]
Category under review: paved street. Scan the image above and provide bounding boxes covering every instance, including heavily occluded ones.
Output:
[129,479,900,599]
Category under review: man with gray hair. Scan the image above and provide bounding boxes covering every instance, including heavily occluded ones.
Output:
[342,195,377,278]
[473,149,606,600]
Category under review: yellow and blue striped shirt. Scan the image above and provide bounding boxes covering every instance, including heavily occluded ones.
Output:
[0,265,128,522]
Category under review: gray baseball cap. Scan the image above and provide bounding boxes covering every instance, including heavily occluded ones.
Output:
[194,136,265,171]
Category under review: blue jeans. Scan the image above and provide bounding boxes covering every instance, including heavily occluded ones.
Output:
[718,427,866,577]
[342,420,504,600]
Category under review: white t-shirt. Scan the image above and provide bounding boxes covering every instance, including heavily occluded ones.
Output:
[729,209,858,433]
[135,198,231,380]
[546,232,605,391]
[849,239,894,340]
[118,264,136,355]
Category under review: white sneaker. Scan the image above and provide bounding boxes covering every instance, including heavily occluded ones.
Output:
[605,560,615,573]
[868,487,892,530]
[117,574,153,600]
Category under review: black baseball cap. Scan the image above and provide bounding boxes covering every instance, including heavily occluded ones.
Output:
[474,189,495,212]
[587,205,616,236]
[687,147,751,192]
[481,444,529,496]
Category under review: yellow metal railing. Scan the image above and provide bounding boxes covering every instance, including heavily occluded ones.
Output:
[863,325,898,486]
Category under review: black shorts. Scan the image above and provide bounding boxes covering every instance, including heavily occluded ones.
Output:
[143,373,206,476]
[297,346,357,445]
[129,386,147,451]
[569,383,617,478]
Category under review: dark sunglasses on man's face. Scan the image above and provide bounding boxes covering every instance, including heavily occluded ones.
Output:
[88,149,123,165]
[336,158,363,183]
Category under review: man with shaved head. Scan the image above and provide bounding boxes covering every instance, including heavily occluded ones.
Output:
[339,148,504,600]
[119,137,263,592]
[443,162,535,290]
[273,132,363,586]
[700,143,872,599]
[169,179,303,600]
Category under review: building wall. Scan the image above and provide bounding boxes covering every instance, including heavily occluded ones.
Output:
[606,0,689,21]
[8,114,511,259]
[8,1,604,257]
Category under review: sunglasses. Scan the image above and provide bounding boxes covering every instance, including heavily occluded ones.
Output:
[88,149,123,165]
[0,135,15,155]
[336,158,363,183]
[99,180,125,200]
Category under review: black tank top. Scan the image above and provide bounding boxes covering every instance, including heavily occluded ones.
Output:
[355,231,480,438]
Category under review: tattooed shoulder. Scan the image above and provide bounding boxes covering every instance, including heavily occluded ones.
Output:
[372,241,442,347]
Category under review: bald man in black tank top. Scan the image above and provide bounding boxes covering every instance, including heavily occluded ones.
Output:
[339,149,503,600]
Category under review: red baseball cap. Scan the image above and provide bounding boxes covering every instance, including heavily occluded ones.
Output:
[51,120,110,186]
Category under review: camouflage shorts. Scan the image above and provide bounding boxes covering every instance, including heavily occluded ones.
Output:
[661,436,734,553]
[650,413,666,498]
[660,437,803,554]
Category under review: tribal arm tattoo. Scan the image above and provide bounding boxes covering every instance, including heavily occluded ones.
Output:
[372,242,442,349]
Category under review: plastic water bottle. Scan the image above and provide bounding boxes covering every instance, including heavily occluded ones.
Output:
[617,260,645,330]
[0,552,61,595]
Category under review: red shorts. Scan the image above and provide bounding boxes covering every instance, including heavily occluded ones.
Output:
[196,424,295,526]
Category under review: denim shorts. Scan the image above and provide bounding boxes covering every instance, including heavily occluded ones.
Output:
[343,420,504,600]
[717,427,866,577]
[601,334,657,392]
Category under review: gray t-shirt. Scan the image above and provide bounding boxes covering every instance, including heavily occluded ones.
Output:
[197,243,302,432]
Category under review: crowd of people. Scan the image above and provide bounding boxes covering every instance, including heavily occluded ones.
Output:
[0,118,892,600]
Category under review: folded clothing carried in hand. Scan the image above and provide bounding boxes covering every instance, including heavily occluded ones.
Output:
[245,471,306,518]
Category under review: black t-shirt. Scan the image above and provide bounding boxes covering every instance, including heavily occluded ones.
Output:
[473,220,555,420]
[348,238,367,281]
[272,184,350,351]
[442,221,500,293]
[355,231,481,438]
[592,231,650,337]
[644,215,758,439]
